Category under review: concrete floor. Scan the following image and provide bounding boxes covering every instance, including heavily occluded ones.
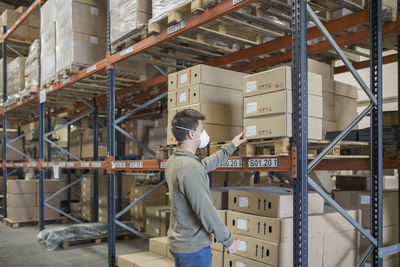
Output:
[0,222,148,267]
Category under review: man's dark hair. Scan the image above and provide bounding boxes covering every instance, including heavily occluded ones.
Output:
[171,109,206,143]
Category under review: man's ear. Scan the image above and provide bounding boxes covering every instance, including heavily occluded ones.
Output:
[187,129,195,140]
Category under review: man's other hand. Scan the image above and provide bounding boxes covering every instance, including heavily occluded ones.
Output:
[232,132,247,147]
[227,240,238,254]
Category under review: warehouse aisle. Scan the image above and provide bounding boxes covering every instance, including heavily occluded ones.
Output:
[0,222,148,267]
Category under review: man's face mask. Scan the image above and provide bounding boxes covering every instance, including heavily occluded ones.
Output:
[174,126,210,148]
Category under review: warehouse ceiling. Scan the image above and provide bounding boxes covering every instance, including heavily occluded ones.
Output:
[0,0,34,7]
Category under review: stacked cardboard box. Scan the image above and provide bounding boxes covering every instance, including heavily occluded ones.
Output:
[110,0,152,44]
[130,183,168,230]
[7,57,27,97]
[0,131,24,161]
[0,176,17,195]
[70,202,82,219]
[70,127,107,159]
[167,64,245,145]
[97,195,131,223]
[40,0,56,84]
[124,120,155,156]
[243,66,323,140]
[24,39,40,96]
[0,8,39,40]
[145,206,170,237]
[7,180,61,222]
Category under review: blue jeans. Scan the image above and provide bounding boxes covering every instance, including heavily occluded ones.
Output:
[170,245,212,267]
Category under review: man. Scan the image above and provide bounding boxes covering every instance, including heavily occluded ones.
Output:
[166,109,247,267]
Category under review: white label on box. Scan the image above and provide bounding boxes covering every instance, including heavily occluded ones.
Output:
[237,240,247,252]
[160,161,167,169]
[236,262,246,267]
[246,102,257,114]
[90,7,99,15]
[90,36,98,45]
[161,212,166,218]
[40,90,46,103]
[246,126,257,137]
[246,81,257,93]
[154,211,159,217]
[361,195,370,204]
[53,165,59,179]
[155,228,160,234]
[239,197,249,208]
[237,219,248,230]
[179,92,187,103]
[180,73,188,84]
[146,218,149,225]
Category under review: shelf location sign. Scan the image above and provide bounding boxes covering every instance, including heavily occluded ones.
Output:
[248,158,278,168]
[218,159,243,168]
[40,90,46,103]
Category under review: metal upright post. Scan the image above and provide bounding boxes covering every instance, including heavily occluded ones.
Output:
[93,97,99,222]
[292,1,308,266]
[370,0,383,266]
[106,0,116,265]
[2,26,7,219]
[67,124,71,213]
[117,108,122,212]
[38,3,45,231]
[47,116,51,179]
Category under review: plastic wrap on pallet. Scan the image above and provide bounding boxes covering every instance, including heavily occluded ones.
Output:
[25,39,39,94]
[40,0,56,85]
[149,0,192,24]
[55,0,106,75]
[110,0,151,44]
[37,222,138,251]
[7,57,26,98]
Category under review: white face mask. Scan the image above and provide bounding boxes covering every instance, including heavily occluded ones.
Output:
[174,126,210,148]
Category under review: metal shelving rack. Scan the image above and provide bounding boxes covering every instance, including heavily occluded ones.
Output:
[0,0,399,266]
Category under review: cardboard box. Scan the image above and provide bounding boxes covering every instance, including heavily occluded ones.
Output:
[334,81,358,99]
[135,258,174,267]
[130,194,167,207]
[148,236,174,260]
[7,194,36,208]
[322,120,337,137]
[335,95,358,130]
[308,58,333,79]
[168,102,243,126]
[131,183,167,198]
[232,233,323,266]
[211,210,226,252]
[145,206,170,226]
[226,210,324,243]
[210,187,230,210]
[228,187,324,218]
[243,90,322,118]
[7,207,37,221]
[167,84,242,109]
[321,77,335,93]
[322,249,358,267]
[0,176,18,194]
[243,67,322,97]
[38,179,61,193]
[0,9,29,40]
[360,225,399,250]
[36,193,61,208]
[118,252,164,267]
[145,223,166,237]
[42,206,61,219]
[167,124,242,145]
[333,191,398,228]
[323,208,362,234]
[211,249,223,267]
[168,64,245,91]
[7,180,37,194]
[244,115,322,140]
[323,230,359,255]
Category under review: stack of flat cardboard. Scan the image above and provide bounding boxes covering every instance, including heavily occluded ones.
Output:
[167,64,244,145]
[243,66,323,140]
[145,206,170,237]
[7,180,61,222]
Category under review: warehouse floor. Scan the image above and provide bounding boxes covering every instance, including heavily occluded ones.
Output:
[0,222,148,267]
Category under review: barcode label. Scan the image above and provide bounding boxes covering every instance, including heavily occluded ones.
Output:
[218,159,242,168]
[67,162,75,167]
[87,65,96,73]
[129,161,143,169]
[120,46,134,57]
[81,162,90,168]
[92,162,102,168]
[113,162,126,169]
[167,21,186,35]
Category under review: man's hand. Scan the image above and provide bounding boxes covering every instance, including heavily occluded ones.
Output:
[232,132,247,147]
[227,240,238,254]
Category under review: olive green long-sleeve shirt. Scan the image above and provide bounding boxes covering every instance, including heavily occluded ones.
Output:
[165,143,236,253]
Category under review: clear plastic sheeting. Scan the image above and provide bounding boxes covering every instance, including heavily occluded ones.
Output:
[150,0,192,24]
[110,0,151,44]
[7,57,26,97]
[37,222,138,251]
[40,0,56,85]
[25,39,39,94]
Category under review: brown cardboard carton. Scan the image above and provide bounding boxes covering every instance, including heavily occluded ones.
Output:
[321,77,335,93]
[323,91,335,107]
[7,180,37,194]
[145,224,164,237]
[244,115,322,140]
[168,64,245,91]
[117,252,164,267]
[323,230,359,255]
[167,124,242,145]
[39,179,61,193]
[224,253,273,267]
[168,102,243,126]
[211,249,223,267]
[322,249,358,267]
[7,194,36,208]
[210,187,230,210]
[0,176,17,194]
[226,210,324,243]
[228,187,324,218]
[243,90,322,118]
[7,207,37,221]
[149,237,168,257]
[0,9,29,40]
[308,58,333,78]
[232,233,323,266]
[36,193,61,208]
[43,206,61,219]
[167,84,242,109]
[243,66,322,97]
[211,210,226,251]
[130,193,167,207]
[135,258,174,267]
[360,225,399,250]
[323,208,362,234]
[333,191,398,228]
[145,206,170,226]
[334,81,358,99]
[131,183,167,198]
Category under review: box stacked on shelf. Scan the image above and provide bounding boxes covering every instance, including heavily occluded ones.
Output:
[145,206,170,237]
[124,120,155,156]
[5,57,27,106]
[40,0,56,85]
[130,183,168,230]
[243,66,323,140]
[0,8,39,40]
[0,131,24,161]
[7,180,61,222]
[110,0,151,44]
[23,39,40,97]
[70,202,82,219]
[167,64,245,145]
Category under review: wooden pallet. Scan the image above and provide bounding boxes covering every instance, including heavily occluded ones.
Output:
[209,141,240,156]
[56,64,87,81]
[111,25,148,54]
[3,217,66,229]
[61,232,130,249]
[148,0,219,35]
